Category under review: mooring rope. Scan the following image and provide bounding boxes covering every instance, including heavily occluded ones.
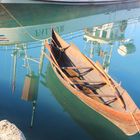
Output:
[0,3,42,41]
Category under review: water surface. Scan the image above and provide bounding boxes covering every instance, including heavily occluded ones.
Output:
[0,2,140,140]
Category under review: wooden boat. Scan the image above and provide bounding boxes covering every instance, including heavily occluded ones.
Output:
[44,29,140,136]
[43,64,129,140]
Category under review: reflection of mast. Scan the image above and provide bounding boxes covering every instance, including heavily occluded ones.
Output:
[90,44,94,58]
[39,42,46,74]
[102,44,113,73]
[11,46,18,93]
[22,73,39,127]
[21,41,45,127]
[84,20,129,73]
[31,100,36,127]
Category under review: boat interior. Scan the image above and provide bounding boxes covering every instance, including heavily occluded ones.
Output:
[48,30,139,114]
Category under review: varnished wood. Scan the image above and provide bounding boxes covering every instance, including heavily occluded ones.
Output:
[44,29,140,136]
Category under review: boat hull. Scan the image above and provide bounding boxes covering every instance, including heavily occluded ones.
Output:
[49,60,140,135]
[44,64,129,140]
[44,36,140,135]
[40,0,139,5]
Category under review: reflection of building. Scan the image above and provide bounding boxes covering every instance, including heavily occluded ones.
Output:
[83,20,130,72]
[84,20,127,44]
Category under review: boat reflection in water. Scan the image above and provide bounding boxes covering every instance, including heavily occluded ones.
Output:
[41,64,128,140]
[0,1,140,45]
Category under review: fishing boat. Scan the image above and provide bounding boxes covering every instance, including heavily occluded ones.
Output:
[38,0,139,5]
[44,29,140,135]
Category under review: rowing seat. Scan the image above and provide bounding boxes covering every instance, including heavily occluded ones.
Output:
[62,66,93,77]
[62,66,105,87]
[52,39,70,52]
[60,45,70,52]
[81,86,103,103]
[63,68,79,77]
[104,98,117,105]
[62,66,114,105]
[61,66,93,70]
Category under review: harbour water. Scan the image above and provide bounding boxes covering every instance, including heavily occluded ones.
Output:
[0,2,140,140]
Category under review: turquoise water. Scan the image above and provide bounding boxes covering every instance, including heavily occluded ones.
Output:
[0,2,140,140]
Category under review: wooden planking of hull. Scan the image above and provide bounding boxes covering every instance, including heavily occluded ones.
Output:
[44,64,129,140]
[44,29,140,136]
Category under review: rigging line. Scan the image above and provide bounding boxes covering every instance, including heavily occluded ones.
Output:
[0,3,41,41]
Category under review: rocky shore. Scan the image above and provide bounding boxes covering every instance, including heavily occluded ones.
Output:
[0,120,26,140]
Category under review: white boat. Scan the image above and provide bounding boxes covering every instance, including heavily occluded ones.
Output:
[0,2,140,45]
[1,0,139,5]
[37,0,139,5]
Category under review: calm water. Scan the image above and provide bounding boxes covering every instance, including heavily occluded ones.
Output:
[0,2,140,140]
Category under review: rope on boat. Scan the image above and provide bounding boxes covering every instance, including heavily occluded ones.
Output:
[130,112,140,134]
[0,3,42,42]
